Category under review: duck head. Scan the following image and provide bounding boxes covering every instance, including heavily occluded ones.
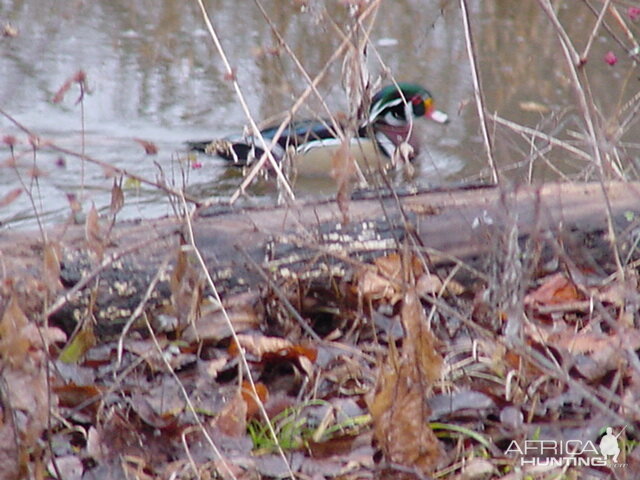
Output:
[366,83,448,157]
[369,83,448,126]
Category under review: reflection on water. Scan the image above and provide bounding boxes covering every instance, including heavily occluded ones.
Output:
[0,0,638,228]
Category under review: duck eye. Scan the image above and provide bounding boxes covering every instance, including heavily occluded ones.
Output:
[411,95,422,105]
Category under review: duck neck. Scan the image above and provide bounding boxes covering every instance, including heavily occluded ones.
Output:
[360,120,418,158]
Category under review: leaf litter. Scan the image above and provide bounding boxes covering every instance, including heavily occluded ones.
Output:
[2,218,640,480]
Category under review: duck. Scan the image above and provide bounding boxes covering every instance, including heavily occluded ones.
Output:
[188,83,448,176]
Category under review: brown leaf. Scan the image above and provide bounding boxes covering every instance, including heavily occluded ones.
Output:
[241,381,269,419]
[0,187,22,208]
[52,70,87,104]
[109,178,125,216]
[331,138,356,224]
[133,138,159,155]
[262,345,318,363]
[54,383,102,419]
[358,253,425,303]
[0,295,51,450]
[169,241,203,330]
[368,289,443,474]
[525,273,582,306]
[85,203,104,259]
[66,193,82,216]
[0,295,30,365]
[43,241,62,291]
[213,390,247,437]
[228,334,292,358]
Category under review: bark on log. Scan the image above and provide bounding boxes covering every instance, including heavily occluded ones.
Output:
[1,181,640,339]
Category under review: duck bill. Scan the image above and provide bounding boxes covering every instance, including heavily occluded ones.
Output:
[427,108,449,124]
[423,98,449,124]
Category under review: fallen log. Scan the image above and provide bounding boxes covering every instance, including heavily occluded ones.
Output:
[1,181,640,339]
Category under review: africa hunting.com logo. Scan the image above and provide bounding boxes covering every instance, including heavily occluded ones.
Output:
[505,426,627,468]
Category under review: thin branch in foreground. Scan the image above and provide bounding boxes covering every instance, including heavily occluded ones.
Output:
[459,0,499,184]
[225,0,383,204]
[0,108,202,206]
[178,193,296,480]
[194,0,295,204]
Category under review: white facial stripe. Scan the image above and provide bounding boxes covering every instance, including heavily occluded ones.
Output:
[368,97,405,123]
[296,137,349,154]
[375,131,396,157]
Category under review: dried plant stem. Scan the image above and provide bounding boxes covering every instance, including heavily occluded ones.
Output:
[237,246,321,342]
[459,0,499,184]
[536,0,615,177]
[536,0,625,281]
[582,0,640,62]
[491,114,592,162]
[580,0,612,62]
[178,194,296,480]
[228,0,382,203]
[115,255,172,368]
[0,108,201,206]
[7,144,47,241]
[253,0,344,139]
[194,0,295,203]
[44,235,164,319]
[141,311,239,480]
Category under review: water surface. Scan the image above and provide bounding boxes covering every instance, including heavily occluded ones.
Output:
[1,0,638,229]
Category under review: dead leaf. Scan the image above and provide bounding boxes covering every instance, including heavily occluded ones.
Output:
[358,252,425,303]
[66,193,82,217]
[519,100,550,113]
[242,381,269,419]
[229,334,292,358]
[0,295,30,365]
[43,241,62,291]
[181,302,261,343]
[133,138,159,155]
[547,328,640,380]
[0,295,51,452]
[85,202,104,259]
[213,390,247,437]
[109,177,125,216]
[368,289,443,474]
[52,70,87,104]
[0,188,22,208]
[169,241,203,330]
[525,273,582,306]
[331,138,356,225]
[54,383,102,410]
[262,345,318,364]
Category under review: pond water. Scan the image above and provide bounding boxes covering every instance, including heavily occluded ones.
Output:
[1,0,639,229]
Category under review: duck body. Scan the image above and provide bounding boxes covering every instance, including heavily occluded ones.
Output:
[189,83,448,175]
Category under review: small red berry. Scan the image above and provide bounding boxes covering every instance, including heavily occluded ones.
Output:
[604,51,618,66]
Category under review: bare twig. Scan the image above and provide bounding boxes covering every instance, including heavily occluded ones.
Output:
[194,0,295,203]
[227,0,383,203]
[236,246,322,342]
[459,0,499,184]
[0,108,202,206]
[580,0,612,62]
[178,194,296,480]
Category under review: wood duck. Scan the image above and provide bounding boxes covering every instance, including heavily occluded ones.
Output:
[188,83,448,176]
